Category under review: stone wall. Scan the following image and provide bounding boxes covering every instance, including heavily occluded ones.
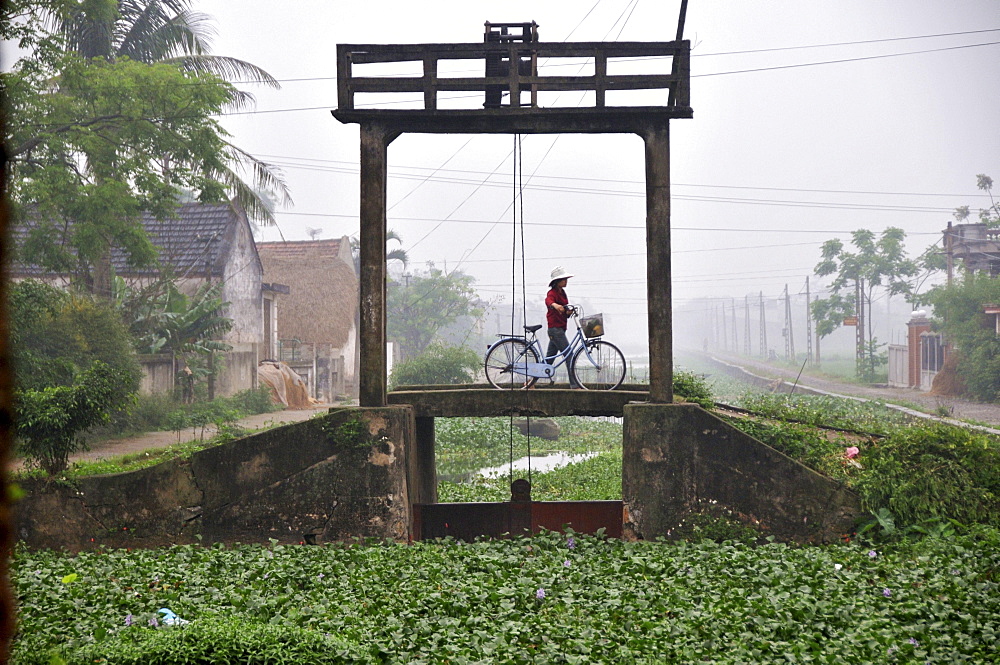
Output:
[15,406,414,551]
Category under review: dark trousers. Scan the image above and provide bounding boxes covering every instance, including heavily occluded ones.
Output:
[547,327,579,387]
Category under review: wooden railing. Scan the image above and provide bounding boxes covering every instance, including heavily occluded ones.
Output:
[336,41,690,112]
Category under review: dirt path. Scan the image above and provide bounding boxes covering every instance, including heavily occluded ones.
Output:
[61,403,343,466]
[704,352,1000,429]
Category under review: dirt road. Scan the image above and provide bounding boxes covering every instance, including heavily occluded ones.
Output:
[62,404,339,466]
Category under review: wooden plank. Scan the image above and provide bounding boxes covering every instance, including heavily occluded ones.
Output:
[336,44,353,111]
[341,40,687,64]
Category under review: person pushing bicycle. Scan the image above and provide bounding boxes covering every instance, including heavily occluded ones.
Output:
[545,266,582,388]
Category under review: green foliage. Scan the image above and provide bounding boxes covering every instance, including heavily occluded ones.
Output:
[813,227,919,381]
[919,270,1000,402]
[10,280,141,396]
[439,451,623,502]
[387,267,484,360]
[854,424,1000,526]
[435,416,621,479]
[4,0,288,294]
[12,529,1000,663]
[16,362,132,475]
[672,369,714,407]
[389,343,481,387]
[31,617,369,665]
[114,278,233,356]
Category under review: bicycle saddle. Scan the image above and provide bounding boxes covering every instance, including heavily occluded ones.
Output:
[524,324,543,333]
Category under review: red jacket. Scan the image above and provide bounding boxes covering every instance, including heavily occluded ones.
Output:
[546,286,569,328]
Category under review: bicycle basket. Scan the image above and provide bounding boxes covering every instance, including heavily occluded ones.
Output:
[580,314,604,338]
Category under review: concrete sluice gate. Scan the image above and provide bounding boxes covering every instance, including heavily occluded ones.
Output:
[16,395,860,551]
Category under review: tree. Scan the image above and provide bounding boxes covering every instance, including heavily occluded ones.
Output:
[388,267,485,361]
[16,362,130,475]
[10,280,142,474]
[918,272,1000,402]
[10,279,141,399]
[3,0,289,295]
[812,227,919,380]
[389,344,481,388]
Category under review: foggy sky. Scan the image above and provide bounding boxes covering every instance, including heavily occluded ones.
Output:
[76,2,1000,353]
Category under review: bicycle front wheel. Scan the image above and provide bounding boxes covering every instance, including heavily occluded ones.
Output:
[485,339,539,390]
[571,340,626,390]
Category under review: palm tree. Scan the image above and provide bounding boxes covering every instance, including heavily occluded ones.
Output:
[44,0,290,223]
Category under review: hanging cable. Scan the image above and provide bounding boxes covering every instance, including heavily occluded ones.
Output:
[517,134,532,488]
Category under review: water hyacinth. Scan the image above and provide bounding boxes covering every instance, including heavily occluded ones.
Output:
[123,614,132,627]
[883,588,892,598]
[564,560,571,567]
[536,588,546,600]
[566,537,576,549]
[868,550,878,559]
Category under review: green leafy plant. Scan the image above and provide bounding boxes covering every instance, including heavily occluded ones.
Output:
[11,528,1000,664]
[389,343,481,387]
[16,362,132,475]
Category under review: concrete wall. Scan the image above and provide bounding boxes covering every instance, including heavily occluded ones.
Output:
[623,403,861,544]
[137,354,174,395]
[15,406,414,551]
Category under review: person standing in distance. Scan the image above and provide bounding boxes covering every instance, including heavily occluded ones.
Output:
[545,266,581,388]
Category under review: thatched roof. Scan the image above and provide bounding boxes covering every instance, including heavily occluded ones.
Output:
[258,238,358,348]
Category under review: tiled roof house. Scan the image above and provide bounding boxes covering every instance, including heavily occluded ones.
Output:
[10,201,268,397]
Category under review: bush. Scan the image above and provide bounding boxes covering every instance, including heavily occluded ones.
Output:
[229,386,281,415]
[16,362,132,475]
[673,369,714,408]
[854,424,1000,526]
[390,343,481,387]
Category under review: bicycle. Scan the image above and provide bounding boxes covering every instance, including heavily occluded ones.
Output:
[484,307,627,390]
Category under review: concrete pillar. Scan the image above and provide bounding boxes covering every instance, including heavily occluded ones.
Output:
[358,124,398,406]
[643,125,673,403]
[907,314,930,389]
[411,416,438,505]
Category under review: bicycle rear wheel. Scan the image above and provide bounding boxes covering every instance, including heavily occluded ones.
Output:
[485,339,539,389]
[571,340,626,390]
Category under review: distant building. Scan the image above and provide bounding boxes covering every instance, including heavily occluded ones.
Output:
[944,222,1000,278]
[10,201,276,397]
[256,238,359,400]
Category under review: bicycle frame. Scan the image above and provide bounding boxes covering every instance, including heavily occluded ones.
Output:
[489,314,597,380]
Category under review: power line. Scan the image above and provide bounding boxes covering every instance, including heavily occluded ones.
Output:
[257,153,994,199]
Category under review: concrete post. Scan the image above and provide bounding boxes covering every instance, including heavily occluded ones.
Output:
[643,125,673,403]
[358,124,398,406]
[412,416,438,504]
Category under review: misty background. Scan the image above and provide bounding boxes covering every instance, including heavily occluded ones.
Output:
[162,1,998,358]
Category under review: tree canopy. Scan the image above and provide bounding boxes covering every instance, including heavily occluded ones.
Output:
[388,267,484,361]
[812,227,919,379]
[3,0,288,294]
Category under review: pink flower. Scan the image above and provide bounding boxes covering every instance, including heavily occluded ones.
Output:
[845,446,860,459]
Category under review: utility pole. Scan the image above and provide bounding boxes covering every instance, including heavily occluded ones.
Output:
[805,276,813,364]
[732,298,738,351]
[855,278,866,375]
[719,302,729,351]
[782,284,795,361]
[743,294,752,356]
[759,291,767,359]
